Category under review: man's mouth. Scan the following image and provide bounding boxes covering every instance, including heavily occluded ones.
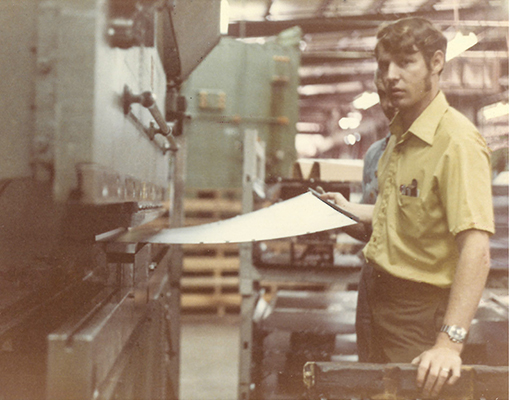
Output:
[390,88,405,97]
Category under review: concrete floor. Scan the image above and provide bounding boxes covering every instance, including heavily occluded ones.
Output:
[180,315,241,400]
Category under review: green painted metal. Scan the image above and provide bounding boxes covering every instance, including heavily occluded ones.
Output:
[182,27,302,189]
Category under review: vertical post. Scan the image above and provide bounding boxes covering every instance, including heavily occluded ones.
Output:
[168,134,186,398]
[237,129,265,400]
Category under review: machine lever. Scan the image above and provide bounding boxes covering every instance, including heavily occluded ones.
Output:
[123,85,179,151]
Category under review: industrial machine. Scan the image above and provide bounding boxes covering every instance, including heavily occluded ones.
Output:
[180,28,302,190]
[0,0,221,399]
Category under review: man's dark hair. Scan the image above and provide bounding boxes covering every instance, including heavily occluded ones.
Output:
[375,17,447,69]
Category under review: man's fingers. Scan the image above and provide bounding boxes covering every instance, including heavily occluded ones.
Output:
[415,358,430,388]
[447,367,461,385]
[430,368,450,397]
[421,366,440,397]
[420,365,461,397]
[319,192,335,200]
[413,348,463,397]
[320,192,346,207]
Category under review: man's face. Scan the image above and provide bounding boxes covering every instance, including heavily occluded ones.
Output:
[377,47,433,113]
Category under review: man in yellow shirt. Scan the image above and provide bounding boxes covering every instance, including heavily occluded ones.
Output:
[322,17,494,398]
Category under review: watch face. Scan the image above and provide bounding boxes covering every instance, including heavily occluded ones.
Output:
[449,326,467,342]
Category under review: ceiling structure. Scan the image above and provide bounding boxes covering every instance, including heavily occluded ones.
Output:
[224,0,509,158]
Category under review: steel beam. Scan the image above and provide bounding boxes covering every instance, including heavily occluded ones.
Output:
[227,6,496,38]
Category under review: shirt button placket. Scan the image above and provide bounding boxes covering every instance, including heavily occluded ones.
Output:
[375,150,397,251]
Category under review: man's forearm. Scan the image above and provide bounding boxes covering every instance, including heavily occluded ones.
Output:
[437,229,491,349]
[351,203,375,225]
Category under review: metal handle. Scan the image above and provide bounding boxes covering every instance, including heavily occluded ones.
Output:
[123,85,179,151]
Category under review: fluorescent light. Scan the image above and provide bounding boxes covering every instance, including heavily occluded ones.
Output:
[298,81,364,96]
[220,0,230,35]
[339,112,362,130]
[344,132,361,146]
[482,101,509,121]
[353,91,380,110]
[446,31,478,61]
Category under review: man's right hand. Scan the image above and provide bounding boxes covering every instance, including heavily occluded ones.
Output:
[320,192,350,208]
[320,192,375,225]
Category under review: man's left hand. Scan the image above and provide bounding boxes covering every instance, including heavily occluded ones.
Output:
[411,346,462,397]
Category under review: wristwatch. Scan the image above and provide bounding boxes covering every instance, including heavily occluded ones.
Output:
[440,324,468,344]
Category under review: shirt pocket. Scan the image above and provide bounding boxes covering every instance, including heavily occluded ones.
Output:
[396,194,424,239]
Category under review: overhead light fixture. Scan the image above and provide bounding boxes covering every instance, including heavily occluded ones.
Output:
[344,132,361,146]
[220,0,230,35]
[446,31,478,61]
[298,81,364,96]
[339,111,362,130]
[482,101,509,121]
[352,91,380,110]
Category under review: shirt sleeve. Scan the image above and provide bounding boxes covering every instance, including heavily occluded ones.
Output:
[437,130,495,237]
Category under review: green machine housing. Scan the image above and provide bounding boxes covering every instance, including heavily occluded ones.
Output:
[181,28,302,189]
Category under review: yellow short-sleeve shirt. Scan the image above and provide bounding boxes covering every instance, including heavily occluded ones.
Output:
[363,91,495,288]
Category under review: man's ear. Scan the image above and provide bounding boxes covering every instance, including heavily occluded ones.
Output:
[431,50,445,74]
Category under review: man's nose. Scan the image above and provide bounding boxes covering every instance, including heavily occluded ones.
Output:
[386,62,400,81]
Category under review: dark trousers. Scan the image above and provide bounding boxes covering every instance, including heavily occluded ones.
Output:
[355,262,373,362]
[360,266,450,363]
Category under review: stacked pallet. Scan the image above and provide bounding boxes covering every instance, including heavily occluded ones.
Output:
[181,188,242,315]
[183,188,242,226]
[181,243,241,315]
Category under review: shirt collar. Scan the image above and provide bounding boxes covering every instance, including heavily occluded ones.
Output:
[390,91,449,146]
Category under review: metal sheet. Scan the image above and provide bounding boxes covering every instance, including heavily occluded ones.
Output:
[109,192,357,244]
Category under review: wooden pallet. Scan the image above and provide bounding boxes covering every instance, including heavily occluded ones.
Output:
[181,188,243,315]
[181,243,241,316]
[183,188,242,226]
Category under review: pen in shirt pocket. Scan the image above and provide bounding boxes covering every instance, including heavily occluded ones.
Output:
[400,179,419,197]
